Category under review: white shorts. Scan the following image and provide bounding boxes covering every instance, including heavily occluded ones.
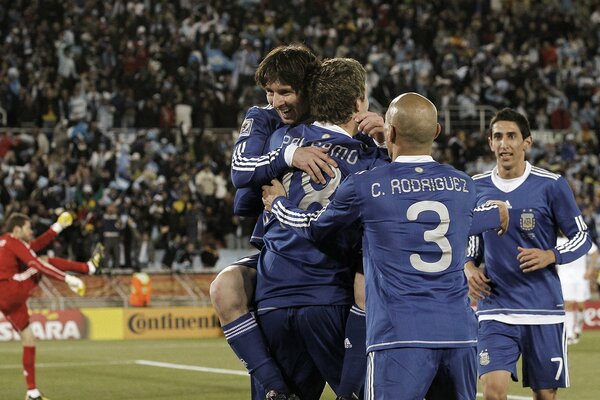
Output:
[560,280,590,302]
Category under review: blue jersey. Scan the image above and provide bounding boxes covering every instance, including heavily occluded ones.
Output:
[255,122,390,311]
[231,105,284,190]
[467,162,592,324]
[230,105,284,248]
[270,156,505,351]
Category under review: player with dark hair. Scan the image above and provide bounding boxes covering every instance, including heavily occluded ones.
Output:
[253,57,390,400]
[211,44,334,400]
[465,107,592,400]
[262,92,508,399]
[0,212,104,400]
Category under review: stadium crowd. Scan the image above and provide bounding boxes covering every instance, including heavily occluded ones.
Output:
[0,0,599,270]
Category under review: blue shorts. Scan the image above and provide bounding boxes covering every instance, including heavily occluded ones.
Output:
[365,347,476,400]
[477,320,568,389]
[234,253,259,269]
[257,305,349,400]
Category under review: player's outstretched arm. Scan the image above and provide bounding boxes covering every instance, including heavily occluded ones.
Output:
[464,261,491,300]
[29,211,75,252]
[469,201,509,236]
[262,176,360,242]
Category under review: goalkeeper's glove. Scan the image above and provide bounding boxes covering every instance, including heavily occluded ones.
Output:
[51,211,74,233]
[65,275,86,296]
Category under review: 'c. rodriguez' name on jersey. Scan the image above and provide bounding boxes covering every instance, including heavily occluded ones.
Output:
[371,176,470,197]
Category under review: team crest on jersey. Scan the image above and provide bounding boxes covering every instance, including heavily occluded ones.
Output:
[479,350,490,366]
[519,210,536,231]
[344,338,352,349]
[239,118,254,137]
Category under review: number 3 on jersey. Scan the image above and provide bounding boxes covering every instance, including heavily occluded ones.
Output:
[407,201,452,273]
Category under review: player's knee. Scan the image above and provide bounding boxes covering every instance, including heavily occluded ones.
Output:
[482,381,508,400]
[353,273,366,309]
[533,388,558,400]
[209,266,250,320]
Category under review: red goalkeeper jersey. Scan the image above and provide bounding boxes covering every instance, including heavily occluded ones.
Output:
[0,229,66,281]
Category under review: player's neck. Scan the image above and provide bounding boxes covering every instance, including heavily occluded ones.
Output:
[338,119,359,137]
[496,162,526,179]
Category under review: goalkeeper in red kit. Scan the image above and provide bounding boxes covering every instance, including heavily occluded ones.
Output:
[0,212,104,400]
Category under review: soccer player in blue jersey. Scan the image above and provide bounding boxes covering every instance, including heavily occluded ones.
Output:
[210,44,329,400]
[211,46,383,400]
[261,92,509,399]
[251,58,391,400]
[464,108,593,400]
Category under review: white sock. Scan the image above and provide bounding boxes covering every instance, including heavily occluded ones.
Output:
[87,261,96,275]
[27,388,41,397]
[575,310,585,335]
[565,311,576,339]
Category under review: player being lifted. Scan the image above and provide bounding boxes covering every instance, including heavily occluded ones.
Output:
[0,212,104,400]
[465,108,592,400]
[262,92,509,399]
[251,57,390,400]
[212,48,387,399]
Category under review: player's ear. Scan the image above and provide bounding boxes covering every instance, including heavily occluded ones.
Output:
[434,123,441,140]
[523,135,533,151]
[354,97,361,113]
[387,125,396,144]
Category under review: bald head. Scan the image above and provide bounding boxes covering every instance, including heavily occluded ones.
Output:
[385,92,439,148]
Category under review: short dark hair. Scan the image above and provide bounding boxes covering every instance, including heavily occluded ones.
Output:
[254,43,320,94]
[489,108,531,139]
[3,212,30,233]
[309,58,366,125]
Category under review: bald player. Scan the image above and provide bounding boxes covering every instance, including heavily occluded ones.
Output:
[263,92,508,399]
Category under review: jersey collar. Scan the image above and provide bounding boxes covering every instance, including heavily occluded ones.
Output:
[393,155,435,163]
[312,121,353,138]
[491,161,532,192]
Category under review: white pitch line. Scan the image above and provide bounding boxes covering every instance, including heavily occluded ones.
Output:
[0,360,133,369]
[135,359,249,376]
[0,357,534,399]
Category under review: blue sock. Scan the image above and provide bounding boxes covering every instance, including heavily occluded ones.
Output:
[337,305,367,397]
[223,313,289,393]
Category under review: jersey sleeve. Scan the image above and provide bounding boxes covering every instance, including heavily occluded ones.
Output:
[6,238,66,281]
[550,177,592,264]
[233,187,263,217]
[466,234,484,266]
[270,174,361,242]
[230,107,288,188]
[469,202,502,235]
[29,228,59,252]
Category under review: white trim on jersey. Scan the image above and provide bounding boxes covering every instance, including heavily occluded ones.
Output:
[11,267,39,281]
[467,235,480,259]
[530,166,560,180]
[367,339,477,352]
[366,352,375,400]
[556,229,589,255]
[271,200,325,228]
[479,313,565,325]
[231,141,282,171]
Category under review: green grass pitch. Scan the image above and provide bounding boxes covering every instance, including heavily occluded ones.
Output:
[1,331,599,399]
